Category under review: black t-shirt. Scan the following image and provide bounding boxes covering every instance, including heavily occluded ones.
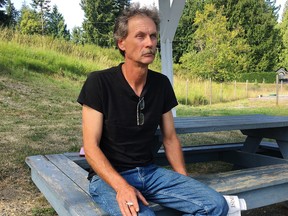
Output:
[77,63,178,178]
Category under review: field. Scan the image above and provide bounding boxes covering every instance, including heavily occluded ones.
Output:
[1,32,288,215]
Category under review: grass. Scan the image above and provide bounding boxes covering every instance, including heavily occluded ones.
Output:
[0,70,83,215]
[1,31,288,215]
[174,76,288,106]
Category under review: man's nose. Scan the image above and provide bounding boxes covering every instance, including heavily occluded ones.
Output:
[145,36,154,47]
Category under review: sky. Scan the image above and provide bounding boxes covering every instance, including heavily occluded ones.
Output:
[12,0,286,31]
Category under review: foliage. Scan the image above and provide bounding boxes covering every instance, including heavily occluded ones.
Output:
[278,1,288,69]
[31,0,51,35]
[4,0,18,28]
[225,0,281,72]
[71,26,84,44]
[80,0,129,47]
[0,0,8,26]
[238,72,277,83]
[173,0,205,63]
[174,0,281,72]
[16,1,69,39]
[179,4,250,82]
[18,5,42,35]
[0,28,123,78]
[47,5,70,40]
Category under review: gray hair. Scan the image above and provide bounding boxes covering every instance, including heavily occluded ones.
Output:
[113,3,160,56]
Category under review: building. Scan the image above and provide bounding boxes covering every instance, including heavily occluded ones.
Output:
[276,67,288,82]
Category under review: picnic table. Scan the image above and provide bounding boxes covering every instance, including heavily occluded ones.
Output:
[26,114,288,216]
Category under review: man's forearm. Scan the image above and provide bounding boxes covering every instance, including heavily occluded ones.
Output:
[85,145,129,191]
[164,139,187,176]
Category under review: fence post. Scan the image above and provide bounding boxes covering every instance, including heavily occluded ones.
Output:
[276,75,279,106]
[246,80,248,98]
[234,80,237,99]
[220,83,223,102]
[209,78,212,105]
[186,79,188,105]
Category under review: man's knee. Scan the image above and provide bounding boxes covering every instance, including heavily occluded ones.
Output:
[214,195,229,216]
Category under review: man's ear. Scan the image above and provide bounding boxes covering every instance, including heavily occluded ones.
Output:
[117,39,125,52]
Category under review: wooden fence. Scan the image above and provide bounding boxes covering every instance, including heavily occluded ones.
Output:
[174,75,288,106]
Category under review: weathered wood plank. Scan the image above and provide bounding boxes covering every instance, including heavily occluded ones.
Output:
[65,143,244,169]
[25,155,108,216]
[46,154,89,191]
[171,115,288,133]
[193,163,288,209]
[194,163,288,194]
[42,154,181,216]
[65,142,280,170]
[221,151,288,168]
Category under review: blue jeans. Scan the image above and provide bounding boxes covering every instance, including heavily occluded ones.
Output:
[89,164,228,216]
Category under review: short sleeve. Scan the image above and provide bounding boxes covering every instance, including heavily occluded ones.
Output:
[77,72,103,113]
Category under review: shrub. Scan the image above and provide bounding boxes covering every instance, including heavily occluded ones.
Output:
[238,72,276,83]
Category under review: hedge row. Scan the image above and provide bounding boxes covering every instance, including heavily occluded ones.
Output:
[237,72,277,83]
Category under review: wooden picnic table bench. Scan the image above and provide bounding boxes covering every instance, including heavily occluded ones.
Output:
[26,114,288,215]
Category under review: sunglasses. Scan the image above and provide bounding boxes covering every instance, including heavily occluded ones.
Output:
[137,97,145,125]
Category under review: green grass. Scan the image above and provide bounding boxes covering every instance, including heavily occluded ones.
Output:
[176,101,288,117]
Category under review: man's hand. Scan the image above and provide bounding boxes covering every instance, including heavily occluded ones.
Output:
[116,184,149,216]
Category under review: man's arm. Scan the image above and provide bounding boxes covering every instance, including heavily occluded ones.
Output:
[82,105,148,216]
[160,111,187,176]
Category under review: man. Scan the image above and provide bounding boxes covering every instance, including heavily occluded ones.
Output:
[78,3,228,216]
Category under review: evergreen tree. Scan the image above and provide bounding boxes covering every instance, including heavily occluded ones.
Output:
[18,5,42,34]
[31,0,51,35]
[0,0,9,26]
[223,0,281,72]
[279,1,288,68]
[173,0,205,63]
[80,0,129,47]
[71,26,84,44]
[180,4,250,81]
[47,5,70,40]
[5,0,18,28]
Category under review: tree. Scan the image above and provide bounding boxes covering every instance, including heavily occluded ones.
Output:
[80,0,129,47]
[47,5,70,40]
[278,1,288,68]
[71,26,84,44]
[223,0,281,72]
[5,0,18,28]
[18,5,42,35]
[180,4,250,81]
[0,0,9,26]
[173,0,206,63]
[31,0,51,35]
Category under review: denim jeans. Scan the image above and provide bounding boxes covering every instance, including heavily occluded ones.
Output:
[89,164,229,216]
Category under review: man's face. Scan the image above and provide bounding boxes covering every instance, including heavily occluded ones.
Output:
[118,15,158,66]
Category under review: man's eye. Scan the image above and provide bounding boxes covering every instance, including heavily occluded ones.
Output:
[151,35,157,40]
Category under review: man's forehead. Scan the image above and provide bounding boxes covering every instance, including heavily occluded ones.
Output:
[127,15,157,33]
